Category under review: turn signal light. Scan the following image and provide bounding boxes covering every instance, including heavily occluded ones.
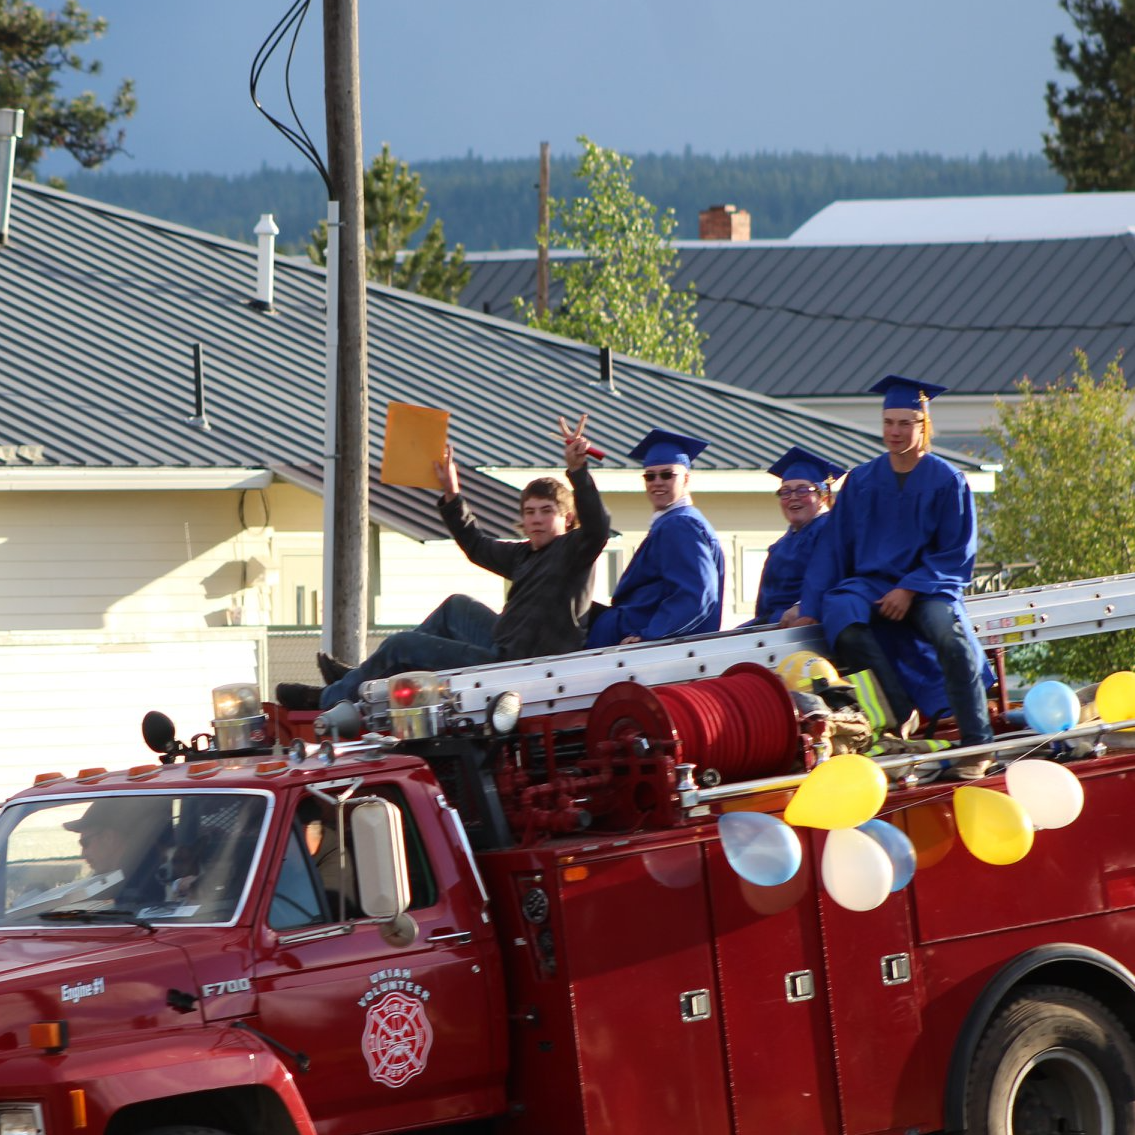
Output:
[29,1020,67,1052]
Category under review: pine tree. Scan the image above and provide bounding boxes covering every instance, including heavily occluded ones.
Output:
[1043,0,1135,189]
[308,143,469,303]
[517,136,705,376]
[0,0,135,178]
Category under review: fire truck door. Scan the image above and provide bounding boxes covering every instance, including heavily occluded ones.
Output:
[816,838,936,1135]
[253,802,503,1133]
[558,841,733,1134]
[703,835,842,1134]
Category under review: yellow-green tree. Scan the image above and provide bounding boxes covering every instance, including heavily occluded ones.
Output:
[518,136,705,376]
[982,350,1135,680]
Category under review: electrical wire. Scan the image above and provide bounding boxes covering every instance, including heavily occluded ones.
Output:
[249,0,332,194]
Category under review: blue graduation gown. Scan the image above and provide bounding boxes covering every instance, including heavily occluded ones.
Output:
[587,503,724,647]
[755,514,831,625]
[799,453,991,716]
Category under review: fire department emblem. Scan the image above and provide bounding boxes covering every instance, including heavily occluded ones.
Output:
[362,990,434,1086]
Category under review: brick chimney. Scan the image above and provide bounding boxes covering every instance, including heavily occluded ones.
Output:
[698,203,751,241]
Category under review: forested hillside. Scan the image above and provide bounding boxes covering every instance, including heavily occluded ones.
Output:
[63,150,1062,253]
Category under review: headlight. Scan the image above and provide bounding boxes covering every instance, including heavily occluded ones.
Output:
[0,1104,44,1135]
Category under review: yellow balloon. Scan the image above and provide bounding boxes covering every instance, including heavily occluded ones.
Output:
[953,786,1034,866]
[1096,671,1135,726]
[784,753,888,830]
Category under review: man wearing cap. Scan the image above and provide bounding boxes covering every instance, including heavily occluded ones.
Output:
[587,428,725,647]
[753,445,845,627]
[63,798,167,905]
[795,376,994,770]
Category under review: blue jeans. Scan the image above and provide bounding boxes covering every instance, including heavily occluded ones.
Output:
[319,595,502,709]
[834,598,993,746]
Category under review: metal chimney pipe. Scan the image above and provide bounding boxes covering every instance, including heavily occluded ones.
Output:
[252,213,279,311]
[189,342,212,430]
[0,109,25,248]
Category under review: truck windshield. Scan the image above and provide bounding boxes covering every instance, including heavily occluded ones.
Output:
[0,792,269,927]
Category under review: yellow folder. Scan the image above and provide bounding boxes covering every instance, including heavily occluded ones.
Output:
[379,402,450,490]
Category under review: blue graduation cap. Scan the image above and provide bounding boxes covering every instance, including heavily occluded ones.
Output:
[629,428,710,469]
[767,445,846,485]
[869,374,948,411]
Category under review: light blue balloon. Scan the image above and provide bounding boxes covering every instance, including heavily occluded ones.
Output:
[1023,680,1080,734]
[859,817,917,892]
[719,811,802,887]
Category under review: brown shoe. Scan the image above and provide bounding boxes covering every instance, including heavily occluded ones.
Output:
[275,683,323,711]
[941,757,992,782]
[317,652,352,684]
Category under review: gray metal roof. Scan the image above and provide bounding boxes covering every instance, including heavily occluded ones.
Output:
[461,232,1135,402]
[0,181,983,543]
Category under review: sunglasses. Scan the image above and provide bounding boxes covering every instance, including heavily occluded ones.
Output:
[643,470,680,482]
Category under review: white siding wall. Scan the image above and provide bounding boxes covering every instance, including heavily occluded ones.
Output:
[0,490,275,632]
[0,630,265,801]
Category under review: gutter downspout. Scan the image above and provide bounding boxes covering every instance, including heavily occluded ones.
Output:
[0,109,25,247]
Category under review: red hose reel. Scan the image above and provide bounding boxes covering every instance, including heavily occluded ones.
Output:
[585,662,799,798]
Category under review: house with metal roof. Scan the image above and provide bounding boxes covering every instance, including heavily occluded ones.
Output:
[460,194,1135,453]
[0,180,991,788]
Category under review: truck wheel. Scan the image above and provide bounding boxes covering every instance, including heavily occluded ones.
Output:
[965,984,1135,1135]
[143,1128,231,1135]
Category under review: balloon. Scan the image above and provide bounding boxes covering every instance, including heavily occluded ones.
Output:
[1004,759,1084,829]
[718,811,802,886]
[1096,671,1135,726]
[1022,680,1081,734]
[820,827,894,911]
[859,818,917,891]
[953,786,1035,865]
[784,753,888,830]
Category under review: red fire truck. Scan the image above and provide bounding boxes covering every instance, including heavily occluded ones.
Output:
[1,575,1134,1135]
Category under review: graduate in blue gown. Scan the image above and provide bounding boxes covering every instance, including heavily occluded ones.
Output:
[587,428,724,647]
[796,376,994,762]
[753,446,846,626]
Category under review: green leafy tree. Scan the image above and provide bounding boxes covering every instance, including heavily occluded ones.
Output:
[981,350,1135,680]
[1043,0,1135,189]
[0,0,135,178]
[518,136,705,376]
[309,142,469,303]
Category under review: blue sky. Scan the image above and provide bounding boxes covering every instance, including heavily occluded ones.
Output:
[41,0,1077,177]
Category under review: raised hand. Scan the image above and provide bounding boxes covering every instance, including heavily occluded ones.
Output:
[434,444,460,499]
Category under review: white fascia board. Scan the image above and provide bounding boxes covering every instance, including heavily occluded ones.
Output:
[0,467,274,491]
[480,467,771,493]
[480,465,996,495]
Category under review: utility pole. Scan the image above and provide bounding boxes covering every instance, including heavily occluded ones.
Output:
[323,0,369,664]
[536,141,550,318]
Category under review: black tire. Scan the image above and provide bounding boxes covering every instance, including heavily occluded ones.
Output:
[965,984,1135,1135]
[142,1128,231,1135]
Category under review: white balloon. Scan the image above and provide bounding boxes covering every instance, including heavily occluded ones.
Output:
[820,827,894,912]
[1004,759,1085,830]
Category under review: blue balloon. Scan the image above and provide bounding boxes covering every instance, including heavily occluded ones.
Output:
[719,811,802,887]
[1023,680,1081,734]
[859,817,917,892]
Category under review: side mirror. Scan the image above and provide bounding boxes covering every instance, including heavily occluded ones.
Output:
[142,711,177,754]
[351,800,412,923]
